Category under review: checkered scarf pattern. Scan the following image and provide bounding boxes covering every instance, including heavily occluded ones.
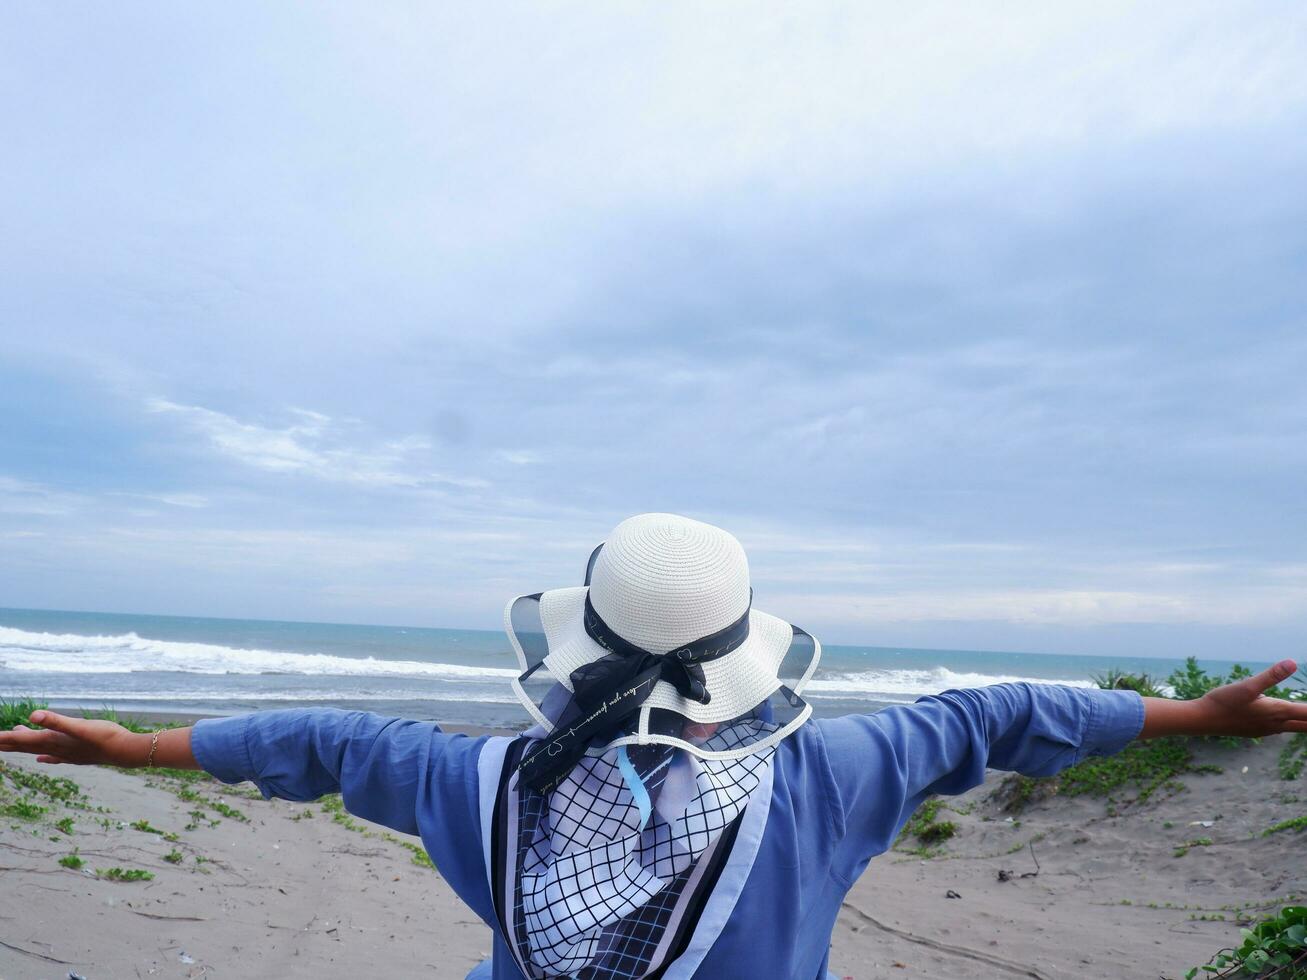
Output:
[506,722,776,978]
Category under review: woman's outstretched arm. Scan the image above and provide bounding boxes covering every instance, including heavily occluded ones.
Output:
[0,712,197,768]
[0,709,485,840]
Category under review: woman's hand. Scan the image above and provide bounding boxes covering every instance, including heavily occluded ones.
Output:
[0,710,152,766]
[1141,659,1307,739]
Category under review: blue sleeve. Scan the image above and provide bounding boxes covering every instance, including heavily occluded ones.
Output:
[816,684,1143,872]
[190,709,493,918]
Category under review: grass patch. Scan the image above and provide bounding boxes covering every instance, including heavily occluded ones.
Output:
[1093,668,1165,698]
[919,820,957,844]
[209,800,247,822]
[58,851,84,870]
[1173,837,1214,858]
[96,866,154,882]
[81,706,186,734]
[994,773,1057,814]
[1264,815,1307,837]
[1059,737,1220,806]
[1281,733,1307,782]
[0,761,82,803]
[895,797,957,852]
[130,818,164,835]
[0,697,46,731]
[321,794,366,833]
[991,738,1222,816]
[163,848,184,864]
[401,841,435,870]
[55,816,75,834]
[1,797,47,820]
[146,767,211,784]
[319,796,437,871]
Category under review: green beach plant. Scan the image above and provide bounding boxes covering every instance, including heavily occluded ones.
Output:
[1168,658,1236,701]
[895,797,957,850]
[58,850,84,870]
[1263,815,1307,837]
[1173,837,1214,858]
[1280,735,1307,781]
[1184,905,1307,978]
[1,760,82,803]
[1094,668,1165,699]
[1,797,47,820]
[1058,736,1220,806]
[96,867,154,882]
[82,705,170,734]
[0,697,47,732]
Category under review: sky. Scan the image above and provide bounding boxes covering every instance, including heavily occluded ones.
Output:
[2,2,1306,658]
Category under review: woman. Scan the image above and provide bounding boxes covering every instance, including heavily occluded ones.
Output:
[3,513,1304,979]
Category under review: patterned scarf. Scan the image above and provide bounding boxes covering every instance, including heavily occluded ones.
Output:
[497,722,776,978]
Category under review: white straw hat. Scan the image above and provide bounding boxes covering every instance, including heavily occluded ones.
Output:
[505,513,821,763]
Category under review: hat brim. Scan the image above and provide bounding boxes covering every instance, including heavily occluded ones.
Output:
[504,586,821,756]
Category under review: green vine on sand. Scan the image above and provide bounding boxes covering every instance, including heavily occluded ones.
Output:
[1280,735,1307,782]
[1183,905,1307,979]
[1263,815,1307,837]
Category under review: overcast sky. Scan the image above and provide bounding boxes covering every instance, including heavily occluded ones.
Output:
[2,2,1306,658]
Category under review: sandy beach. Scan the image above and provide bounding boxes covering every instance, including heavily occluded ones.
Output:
[1,724,1303,980]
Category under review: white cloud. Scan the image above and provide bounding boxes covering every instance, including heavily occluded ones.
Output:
[0,476,82,516]
[496,449,541,466]
[146,398,487,490]
[109,491,210,509]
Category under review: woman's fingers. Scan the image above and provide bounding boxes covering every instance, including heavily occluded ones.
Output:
[1283,719,1307,734]
[0,726,86,758]
[27,710,92,738]
[1243,660,1299,696]
[35,754,69,764]
[0,725,55,754]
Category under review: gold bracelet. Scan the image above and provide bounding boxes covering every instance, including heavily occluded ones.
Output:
[147,730,161,768]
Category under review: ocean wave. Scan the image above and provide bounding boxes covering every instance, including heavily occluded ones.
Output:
[804,666,1097,700]
[0,626,519,680]
[0,626,1106,703]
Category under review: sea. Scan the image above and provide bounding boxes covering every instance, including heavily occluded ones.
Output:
[0,607,1275,728]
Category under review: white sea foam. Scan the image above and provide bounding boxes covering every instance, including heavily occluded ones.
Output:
[0,626,518,680]
[0,626,1102,703]
[803,666,1097,700]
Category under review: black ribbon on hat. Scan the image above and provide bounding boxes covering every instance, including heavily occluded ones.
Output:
[517,591,752,792]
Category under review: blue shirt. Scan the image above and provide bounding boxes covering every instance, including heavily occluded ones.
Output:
[192,683,1143,979]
